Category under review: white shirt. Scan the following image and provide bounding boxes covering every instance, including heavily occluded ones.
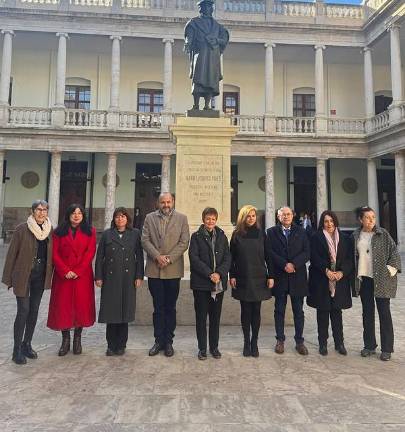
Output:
[357,231,374,278]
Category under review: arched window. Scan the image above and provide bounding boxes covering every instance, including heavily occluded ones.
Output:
[64,77,91,110]
[137,81,163,113]
[375,90,392,115]
[223,84,240,115]
[293,87,315,117]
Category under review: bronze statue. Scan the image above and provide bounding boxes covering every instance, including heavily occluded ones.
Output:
[184,0,229,111]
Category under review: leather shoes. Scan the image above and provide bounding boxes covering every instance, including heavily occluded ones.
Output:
[198,350,207,360]
[319,345,328,356]
[361,348,376,357]
[210,348,222,359]
[148,342,162,356]
[275,340,284,354]
[164,344,174,357]
[243,341,251,357]
[12,346,27,365]
[335,344,347,356]
[251,340,259,358]
[115,348,125,356]
[380,352,391,361]
[106,348,115,356]
[296,343,309,356]
[21,342,38,359]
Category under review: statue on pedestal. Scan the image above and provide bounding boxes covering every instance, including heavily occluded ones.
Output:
[184,0,229,113]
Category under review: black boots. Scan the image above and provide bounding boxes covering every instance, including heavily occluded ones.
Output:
[251,338,259,358]
[58,330,70,356]
[73,327,82,355]
[243,340,251,357]
[12,345,27,365]
[21,341,38,359]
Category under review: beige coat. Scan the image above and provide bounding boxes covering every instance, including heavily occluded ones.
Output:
[2,223,53,297]
[141,210,190,279]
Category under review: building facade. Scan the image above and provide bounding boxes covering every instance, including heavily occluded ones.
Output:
[0,0,404,251]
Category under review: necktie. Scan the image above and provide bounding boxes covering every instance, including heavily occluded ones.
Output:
[283,228,290,242]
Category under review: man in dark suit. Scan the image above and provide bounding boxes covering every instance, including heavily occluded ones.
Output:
[265,206,310,355]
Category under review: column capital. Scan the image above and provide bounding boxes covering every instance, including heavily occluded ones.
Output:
[314,44,326,51]
[161,153,173,157]
[50,150,62,156]
[388,22,401,33]
[106,152,118,157]
[264,42,276,49]
[264,155,276,160]
[363,46,373,53]
[1,30,14,37]
[110,35,122,41]
[56,32,69,39]
[317,156,328,161]
[163,38,174,44]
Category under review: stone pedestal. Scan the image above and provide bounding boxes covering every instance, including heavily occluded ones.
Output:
[170,117,238,236]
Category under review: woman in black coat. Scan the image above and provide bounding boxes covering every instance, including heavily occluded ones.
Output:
[307,210,353,356]
[189,207,231,360]
[230,205,274,357]
[95,207,144,356]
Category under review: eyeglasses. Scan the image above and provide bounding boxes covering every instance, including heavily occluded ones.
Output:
[35,208,48,213]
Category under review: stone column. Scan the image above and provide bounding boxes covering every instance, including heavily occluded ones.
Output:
[367,158,380,224]
[161,154,171,193]
[162,38,174,128]
[363,47,375,133]
[48,151,62,227]
[395,151,405,253]
[107,36,121,128]
[389,24,403,122]
[0,30,14,125]
[104,153,117,229]
[314,45,327,134]
[316,157,328,222]
[52,33,68,127]
[264,156,275,229]
[0,150,5,241]
[264,42,276,134]
[0,30,14,105]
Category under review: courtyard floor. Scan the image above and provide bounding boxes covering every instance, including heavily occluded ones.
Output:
[0,246,405,431]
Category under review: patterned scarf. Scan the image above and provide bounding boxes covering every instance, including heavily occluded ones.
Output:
[323,229,339,298]
[27,215,52,241]
[204,227,223,300]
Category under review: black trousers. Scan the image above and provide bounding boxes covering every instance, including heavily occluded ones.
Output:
[360,277,394,353]
[14,267,45,348]
[148,278,180,346]
[193,290,224,351]
[316,308,343,347]
[274,293,305,344]
[240,301,261,342]
[106,323,128,351]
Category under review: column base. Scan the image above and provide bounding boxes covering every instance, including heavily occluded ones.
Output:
[315,116,328,136]
[51,107,66,128]
[389,103,404,125]
[0,105,9,127]
[107,110,120,129]
[161,112,174,130]
[264,114,276,135]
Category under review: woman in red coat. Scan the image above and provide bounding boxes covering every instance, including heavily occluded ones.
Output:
[47,204,96,356]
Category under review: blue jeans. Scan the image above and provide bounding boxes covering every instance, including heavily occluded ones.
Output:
[274,293,305,344]
[148,278,180,346]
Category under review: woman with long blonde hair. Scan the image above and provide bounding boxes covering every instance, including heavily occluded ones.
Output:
[230,205,274,357]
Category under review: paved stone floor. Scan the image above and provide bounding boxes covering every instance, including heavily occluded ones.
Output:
[0,246,405,431]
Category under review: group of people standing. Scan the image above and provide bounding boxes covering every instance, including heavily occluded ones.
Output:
[2,193,402,366]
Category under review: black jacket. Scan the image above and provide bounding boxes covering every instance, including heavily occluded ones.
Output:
[265,224,310,297]
[189,225,231,291]
[307,230,353,311]
[95,228,144,323]
[230,226,273,302]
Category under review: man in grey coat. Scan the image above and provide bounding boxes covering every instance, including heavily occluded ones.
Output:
[141,192,190,357]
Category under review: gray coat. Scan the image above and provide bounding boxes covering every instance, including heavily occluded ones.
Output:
[95,228,144,323]
[352,227,402,298]
[141,210,190,279]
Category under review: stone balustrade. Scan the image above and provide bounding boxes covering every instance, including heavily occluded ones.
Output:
[232,115,265,133]
[1,0,366,23]
[65,109,107,127]
[328,118,366,135]
[370,110,390,133]
[276,116,315,134]
[9,107,52,126]
[3,106,405,138]
[119,111,162,128]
